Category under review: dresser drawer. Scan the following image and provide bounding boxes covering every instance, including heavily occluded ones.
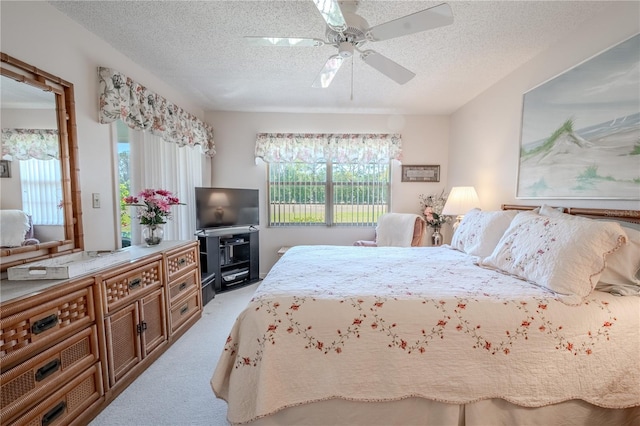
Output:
[102,260,162,313]
[0,287,95,371]
[8,362,102,426]
[168,268,199,306]
[169,289,200,335]
[0,326,99,424]
[165,244,198,282]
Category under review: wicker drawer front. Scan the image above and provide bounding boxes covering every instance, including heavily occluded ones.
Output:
[103,260,161,313]
[166,245,198,282]
[169,289,200,334]
[0,287,95,371]
[168,268,199,306]
[0,326,99,424]
[8,363,102,426]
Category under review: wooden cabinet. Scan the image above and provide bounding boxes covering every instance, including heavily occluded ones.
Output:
[99,256,168,389]
[0,240,201,425]
[104,287,166,387]
[0,278,102,426]
[7,364,103,426]
[165,244,201,338]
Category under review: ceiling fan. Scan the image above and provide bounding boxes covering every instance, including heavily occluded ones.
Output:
[245,0,453,88]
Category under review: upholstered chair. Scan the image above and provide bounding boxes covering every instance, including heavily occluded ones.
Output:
[354,213,425,247]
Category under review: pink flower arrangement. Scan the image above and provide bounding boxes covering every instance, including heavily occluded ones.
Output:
[123,188,184,226]
[419,190,450,229]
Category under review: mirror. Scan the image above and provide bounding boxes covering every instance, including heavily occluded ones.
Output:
[0,52,83,272]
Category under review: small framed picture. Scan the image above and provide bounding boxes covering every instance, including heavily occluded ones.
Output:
[401,165,440,182]
[0,160,10,178]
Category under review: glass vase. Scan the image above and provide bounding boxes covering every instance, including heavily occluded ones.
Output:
[142,224,164,246]
[431,227,443,246]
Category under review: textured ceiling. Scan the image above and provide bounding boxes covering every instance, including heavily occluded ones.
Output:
[49,0,613,115]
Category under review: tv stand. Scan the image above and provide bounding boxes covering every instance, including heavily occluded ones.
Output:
[197,227,259,305]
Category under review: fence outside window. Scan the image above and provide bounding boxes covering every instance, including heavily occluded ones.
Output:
[268,162,389,226]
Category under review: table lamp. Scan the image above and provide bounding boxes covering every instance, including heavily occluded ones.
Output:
[442,186,480,230]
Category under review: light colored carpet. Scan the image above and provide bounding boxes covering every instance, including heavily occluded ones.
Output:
[90,283,259,426]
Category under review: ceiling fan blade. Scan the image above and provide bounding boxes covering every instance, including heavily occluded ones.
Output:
[367,3,453,42]
[312,0,347,32]
[360,50,415,85]
[244,36,325,47]
[312,54,344,88]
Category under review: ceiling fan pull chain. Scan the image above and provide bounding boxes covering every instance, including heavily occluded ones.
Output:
[350,58,354,101]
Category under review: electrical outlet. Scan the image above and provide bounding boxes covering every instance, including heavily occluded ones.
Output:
[92,193,100,208]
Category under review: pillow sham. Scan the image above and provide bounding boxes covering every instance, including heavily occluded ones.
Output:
[480,211,627,305]
[538,204,565,216]
[597,226,640,295]
[450,209,519,257]
[537,204,640,295]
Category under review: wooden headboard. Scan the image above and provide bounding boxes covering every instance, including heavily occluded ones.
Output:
[501,205,640,226]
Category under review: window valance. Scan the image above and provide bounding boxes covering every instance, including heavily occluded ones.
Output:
[1,128,59,160]
[98,67,216,157]
[255,133,402,164]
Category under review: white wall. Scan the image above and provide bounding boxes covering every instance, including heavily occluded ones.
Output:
[1,1,206,250]
[449,2,640,211]
[206,112,450,274]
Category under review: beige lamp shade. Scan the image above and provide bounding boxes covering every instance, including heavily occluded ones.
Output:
[442,187,479,230]
[442,186,480,216]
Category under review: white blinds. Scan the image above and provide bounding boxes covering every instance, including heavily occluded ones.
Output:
[20,158,63,225]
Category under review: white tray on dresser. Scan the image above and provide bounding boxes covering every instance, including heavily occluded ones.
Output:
[7,250,131,280]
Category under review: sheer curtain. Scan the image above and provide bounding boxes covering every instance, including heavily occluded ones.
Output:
[128,128,203,245]
[20,158,63,225]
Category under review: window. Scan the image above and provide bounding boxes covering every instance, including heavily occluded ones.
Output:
[268,162,389,226]
[257,133,401,227]
[115,120,203,247]
[2,128,63,225]
[20,158,63,225]
[117,121,132,246]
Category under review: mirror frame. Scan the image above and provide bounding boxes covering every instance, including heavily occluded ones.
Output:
[1,52,83,272]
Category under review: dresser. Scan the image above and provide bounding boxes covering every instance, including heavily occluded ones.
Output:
[0,240,202,426]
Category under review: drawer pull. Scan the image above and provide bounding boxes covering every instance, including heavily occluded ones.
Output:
[129,278,142,289]
[180,305,189,315]
[42,401,66,426]
[32,314,58,335]
[179,282,187,291]
[136,322,148,335]
[178,258,187,266]
[35,358,61,382]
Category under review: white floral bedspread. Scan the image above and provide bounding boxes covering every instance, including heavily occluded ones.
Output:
[211,245,640,424]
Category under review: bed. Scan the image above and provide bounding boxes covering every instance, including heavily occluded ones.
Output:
[211,205,640,425]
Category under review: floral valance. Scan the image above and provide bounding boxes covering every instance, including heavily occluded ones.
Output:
[255,133,402,164]
[1,128,59,160]
[98,67,216,157]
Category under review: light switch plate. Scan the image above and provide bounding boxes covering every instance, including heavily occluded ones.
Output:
[92,193,100,208]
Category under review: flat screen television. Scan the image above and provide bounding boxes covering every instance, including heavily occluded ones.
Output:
[195,187,259,230]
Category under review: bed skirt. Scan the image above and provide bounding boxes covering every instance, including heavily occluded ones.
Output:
[245,398,640,426]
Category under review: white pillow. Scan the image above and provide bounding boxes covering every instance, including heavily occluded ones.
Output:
[598,227,640,294]
[537,204,640,295]
[538,204,565,216]
[480,211,627,305]
[450,209,519,257]
[0,210,31,247]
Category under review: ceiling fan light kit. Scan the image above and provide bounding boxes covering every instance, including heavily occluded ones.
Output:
[338,41,354,58]
[246,0,453,88]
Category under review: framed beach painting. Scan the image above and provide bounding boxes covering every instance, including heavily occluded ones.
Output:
[516,34,640,199]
